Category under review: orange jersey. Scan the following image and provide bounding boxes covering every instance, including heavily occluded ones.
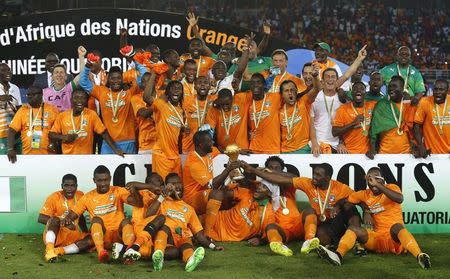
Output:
[151,98,185,159]
[73,186,129,230]
[248,92,281,153]
[9,103,58,154]
[292,177,354,219]
[181,54,216,77]
[181,79,196,98]
[182,147,221,202]
[131,190,156,224]
[208,187,275,242]
[414,95,450,153]
[348,184,404,233]
[314,59,342,80]
[333,101,377,154]
[50,108,106,154]
[90,85,138,142]
[123,68,140,89]
[158,197,203,239]
[131,92,156,151]
[379,102,413,154]
[206,92,252,150]
[275,187,302,232]
[182,95,214,152]
[280,95,313,152]
[40,191,84,227]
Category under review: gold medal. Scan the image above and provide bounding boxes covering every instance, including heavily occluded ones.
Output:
[282,208,290,215]
[397,129,403,136]
[224,134,230,141]
[286,134,292,140]
[320,214,327,222]
[362,130,368,136]
[112,117,119,123]
[439,129,444,135]
[26,131,32,137]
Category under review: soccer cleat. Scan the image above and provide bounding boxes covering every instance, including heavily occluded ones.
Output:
[417,253,431,269]
[111,242,124,260]
[354,242,367,257]
[301,238,320,254]
[269,242,293,257]
[123,247,141,263]
[317,245,341,266]
[185,247,205,272]
[152,249,164,271]
[98,250,110,263]
[44,249,58,263]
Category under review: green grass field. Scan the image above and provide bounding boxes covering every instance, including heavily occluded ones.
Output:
[0,234,449,279]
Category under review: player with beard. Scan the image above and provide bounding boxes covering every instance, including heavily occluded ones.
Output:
[313,42,343,80]
[317,167,431,269]
[143,78,188,178]
[367,76,416,159]
[49,89,123,155]
[332,82,377,154]
[181,38,216,77]
[182,75,214,152]
[150,173,223,272]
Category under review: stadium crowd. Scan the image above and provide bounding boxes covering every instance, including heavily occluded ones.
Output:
[0,6,444,272]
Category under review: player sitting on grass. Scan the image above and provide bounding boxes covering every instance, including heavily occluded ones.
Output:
[316,167,431,269]
[149,173,223,272]
[38,174,92,262]
[62,165,143,263]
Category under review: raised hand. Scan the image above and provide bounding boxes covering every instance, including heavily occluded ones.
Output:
[262,21,271,35]
[186,12,199,27]
[357,44,368,60]
[78,46,87,57]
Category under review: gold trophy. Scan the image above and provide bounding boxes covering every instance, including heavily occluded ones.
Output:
[224,144,245,181]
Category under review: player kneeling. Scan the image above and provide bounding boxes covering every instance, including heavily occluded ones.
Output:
[39,174,92,262]
[317,167,431,269]
[149,173,223,272]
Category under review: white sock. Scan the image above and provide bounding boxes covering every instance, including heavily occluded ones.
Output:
[45,231,56,244]
[63,244,80,255]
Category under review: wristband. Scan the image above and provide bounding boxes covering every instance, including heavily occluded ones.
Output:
[209,243,216,250]
[157,195,164,203]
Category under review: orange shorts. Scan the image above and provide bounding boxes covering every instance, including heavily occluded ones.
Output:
[171,233,193,248]
[152,152,182,179]
[364,230,404,255]
[133,215,157,242]
[43,226,88,247]
[184,189,211,215]
[277,211,304,242]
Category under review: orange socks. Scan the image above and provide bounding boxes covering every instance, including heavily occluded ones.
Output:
[182,248,194,263]
[154,230,168,253]
[304,214,317,240]
[267,228,283,243]
[55,247,65,256]
[91,223,105,253]
[337,229,357,257]
[121,223,135,246]
[398,228,421,257]
[204,199,222,235]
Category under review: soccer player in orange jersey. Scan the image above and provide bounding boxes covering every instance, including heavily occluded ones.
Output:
[367,76,416,159]
[242,162,363,249]
[143,75,188,179]
[332,82,377,154]
[206,88,252,151]
[49,89,124,155]
[131,72,157,154]
[248,73,281,154]
[280,63,321,154]
[203,178,293,257]
[7,86,59,163]
[263,156,320,253]
[317,167,431,269]
[62,165,143,263]
[149,173,223,272]
[181,38,216,77]
[182,75,214,153]
[38,174,92,262]
[183,131,241,215]
[180,59,198,98]
[79,52,147,154]
[414,79,450,157]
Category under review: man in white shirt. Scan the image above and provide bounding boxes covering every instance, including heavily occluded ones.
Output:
[0,63,22,154]
[310,45,367,156]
